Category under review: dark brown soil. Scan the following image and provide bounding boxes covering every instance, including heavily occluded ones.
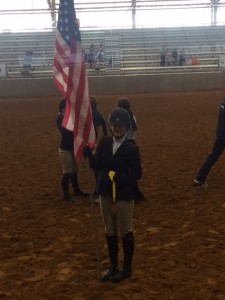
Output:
[1,90,225,300]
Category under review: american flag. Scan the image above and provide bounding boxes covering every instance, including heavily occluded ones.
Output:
[53,0,95,161]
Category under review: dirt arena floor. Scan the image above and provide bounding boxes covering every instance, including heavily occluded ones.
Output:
[1,89,225,300]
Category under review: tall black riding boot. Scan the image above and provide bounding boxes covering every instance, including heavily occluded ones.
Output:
[101,235,119,282]
[61,173,71,200]
[70,173,88,197]
[110,232,134,283]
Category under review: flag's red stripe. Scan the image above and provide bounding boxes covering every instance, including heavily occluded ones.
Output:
[53,59,68,86]
[53,1,95,161]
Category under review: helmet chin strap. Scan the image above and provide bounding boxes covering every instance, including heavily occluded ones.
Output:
[113,133,125,139]
[111,130,127,140]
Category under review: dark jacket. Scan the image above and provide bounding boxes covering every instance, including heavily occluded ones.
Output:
[56,114,74,150]
[216,98,225,141]
[88,136,142,201]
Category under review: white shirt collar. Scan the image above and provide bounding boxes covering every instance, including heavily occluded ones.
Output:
[112,136,126,155]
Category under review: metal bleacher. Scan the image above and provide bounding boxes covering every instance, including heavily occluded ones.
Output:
[117,26,225,74]
[0,25,225,79]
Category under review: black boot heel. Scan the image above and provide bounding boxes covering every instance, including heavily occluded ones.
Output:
[110,269,131,283]
[101,266,119,282]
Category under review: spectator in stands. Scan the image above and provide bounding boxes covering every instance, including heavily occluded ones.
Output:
[160,46,166,67]
[88,43,96,68]
[56,99,88,201]
[193,98,225,187]
[172,49,178,66]
[97,43,105,62]
[95,43,105,71]
[21,50,33,77]
[108,56,113,67]
[116,98,145,203]
[179,49,186,66]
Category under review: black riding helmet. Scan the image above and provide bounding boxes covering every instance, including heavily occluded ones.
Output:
[117,98,137,131]
[117,98,130,110]
[108,107,131,129]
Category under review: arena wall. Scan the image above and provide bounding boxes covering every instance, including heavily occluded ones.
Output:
[0,72,225,97]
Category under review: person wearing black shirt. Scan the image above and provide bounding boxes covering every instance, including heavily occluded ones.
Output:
[56,99,87,201]
[90,96,107,153]
[83,108,142,283]
[90,96,108,202]
[194,98,225,187]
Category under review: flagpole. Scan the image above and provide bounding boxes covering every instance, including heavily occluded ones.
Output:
[87,157,102,280]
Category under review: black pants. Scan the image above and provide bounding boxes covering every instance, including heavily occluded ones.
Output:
[196,138,225,182]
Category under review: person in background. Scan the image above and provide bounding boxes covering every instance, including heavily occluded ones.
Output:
[88,43,96,68]
[90,96,108,203]
[172,49,178,66]
[83,108,142,283]
[117,98,145,203]
[95,43,105,71]
[95,43,105,66]
[56,99,87,201]
[21,50,33,77]
[160,46,166,66]
[90,96,107,154]
[194,98,225,187]
[179,49,186,66]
